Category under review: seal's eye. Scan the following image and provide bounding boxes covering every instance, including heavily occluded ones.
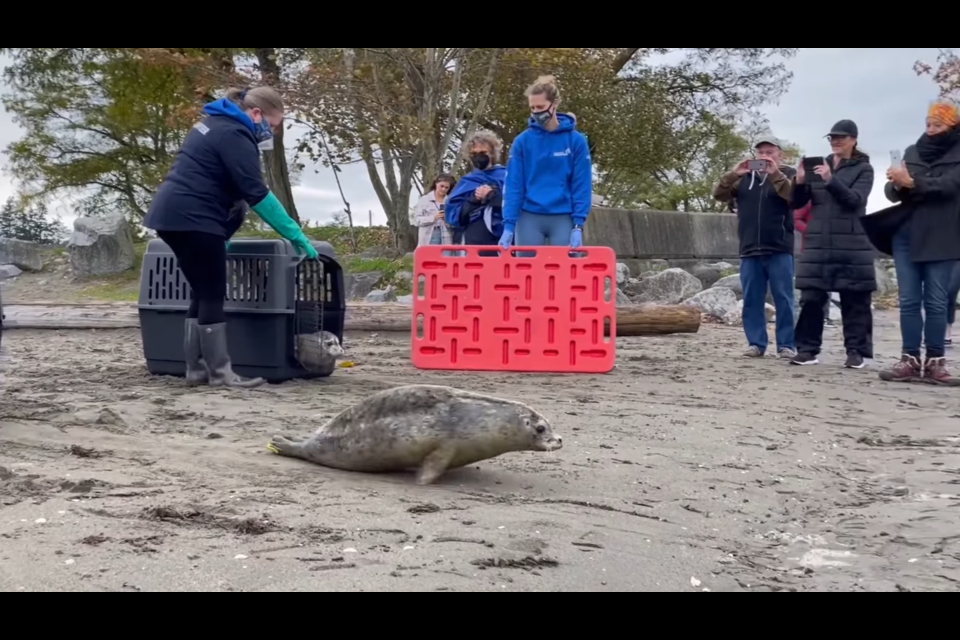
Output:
[535,425,546,435]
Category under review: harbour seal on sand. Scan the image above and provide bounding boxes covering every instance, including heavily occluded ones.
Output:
[296,331,345,373]
[267,384,563,485]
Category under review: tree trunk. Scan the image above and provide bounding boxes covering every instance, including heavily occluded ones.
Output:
[255,47,300,224]
[613,304,701,336]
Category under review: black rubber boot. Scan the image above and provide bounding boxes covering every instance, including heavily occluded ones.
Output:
[184,319,208,386]
[197,323,265,388]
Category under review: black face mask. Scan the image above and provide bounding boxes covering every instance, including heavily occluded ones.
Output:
[471,154,490,170]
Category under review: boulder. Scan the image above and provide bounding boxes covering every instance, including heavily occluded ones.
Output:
[396,294,414,305]
[624,268,703,305]
[343,272,382,300]
[723,300,776,326]
[875,262,896,297]
[712,274,743,298]
[67,215,136,277]
[0,264,22,281]
[616,263,631,287]
[616,289,631,306]
[365,286,397,303]
[683,287,739,320]
[690,263,724,289]
[0,238,44,271]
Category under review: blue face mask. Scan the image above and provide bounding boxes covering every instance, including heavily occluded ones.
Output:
[254,118,274,151]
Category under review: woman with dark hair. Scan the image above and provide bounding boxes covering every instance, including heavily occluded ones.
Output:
[790,119,877,369]
[144,86,317,389]
[414,174,456,248]
[876,100,960,385]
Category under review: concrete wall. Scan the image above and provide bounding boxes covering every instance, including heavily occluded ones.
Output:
[583,208,741,262]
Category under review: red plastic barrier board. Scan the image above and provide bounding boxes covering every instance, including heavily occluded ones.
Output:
[412,245,617,373]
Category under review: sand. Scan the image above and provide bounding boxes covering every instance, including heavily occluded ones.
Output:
[1,312,959,592]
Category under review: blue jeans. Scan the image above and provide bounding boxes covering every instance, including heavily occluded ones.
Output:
[740,253,795,353]
[893,228,957,358]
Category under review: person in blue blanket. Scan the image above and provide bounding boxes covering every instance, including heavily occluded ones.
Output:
[445,130,508,256]
[144,86,317,389]
[500,75,593,251]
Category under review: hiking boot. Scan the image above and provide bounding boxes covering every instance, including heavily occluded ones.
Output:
[197,322,265,389]
[790,352,819,366]
[844,352,866,369]
[923,357,960,386]
[778,348,798,360]
[183,318,208,386]
[743,346,764,358]
[878,354,922,383]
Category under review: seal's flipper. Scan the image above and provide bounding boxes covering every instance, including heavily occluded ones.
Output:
[268,435,304,458]
[415,445,456,486]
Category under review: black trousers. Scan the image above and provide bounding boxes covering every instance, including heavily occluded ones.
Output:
[795,289,873,358]
[157,230,226,325]
[463,218,499,257]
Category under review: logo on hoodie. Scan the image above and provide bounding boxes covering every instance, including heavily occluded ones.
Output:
[553,148,572,157]
[193,122,210,135]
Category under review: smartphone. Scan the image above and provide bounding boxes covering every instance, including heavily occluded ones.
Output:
[802,156,825,171]
[890,149,902,166]
[747,159,767,172]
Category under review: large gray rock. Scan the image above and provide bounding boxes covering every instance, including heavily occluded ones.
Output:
[616,263,631,286]
[343,272,382,300]
[875,262,896,297]
[67,215,135,277]
[365,286,397,303]
[625,268,703,305]
[0,264,22,281]
[0,238,43,271]
[616,289,631,306]
[690,263,723,289]
[712,274,743,298]
[683,287,739,319]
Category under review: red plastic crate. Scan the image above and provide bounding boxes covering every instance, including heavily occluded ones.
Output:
[412,245,617,373]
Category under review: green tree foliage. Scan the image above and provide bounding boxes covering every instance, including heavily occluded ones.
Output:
[0,48,210,219]
[0,196,67,244]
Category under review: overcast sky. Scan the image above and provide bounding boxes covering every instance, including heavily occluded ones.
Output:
[0,48,948,229]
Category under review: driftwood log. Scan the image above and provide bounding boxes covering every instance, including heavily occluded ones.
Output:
[3,302,700,336]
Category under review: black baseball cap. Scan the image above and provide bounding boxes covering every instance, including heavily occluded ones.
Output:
[826,120,858,138]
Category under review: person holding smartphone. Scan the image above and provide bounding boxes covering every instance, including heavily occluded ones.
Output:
[415,174,455,248]
[790,120,876,369]
[713,137,797,360]
[874,100,960,385]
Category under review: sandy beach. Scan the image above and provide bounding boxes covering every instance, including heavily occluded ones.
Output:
[1,311,959,592]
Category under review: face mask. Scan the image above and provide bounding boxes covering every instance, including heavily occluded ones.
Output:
[532,106,553,126]
[471,154,490,170]
[254,117,274,151]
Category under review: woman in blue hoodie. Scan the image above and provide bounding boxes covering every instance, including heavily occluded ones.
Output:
[500,75,593,250]
[144,86,317,389]
[446,130,508,256]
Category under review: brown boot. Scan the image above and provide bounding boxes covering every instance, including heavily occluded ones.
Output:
[878,354,922,383]
[923,357,960,386]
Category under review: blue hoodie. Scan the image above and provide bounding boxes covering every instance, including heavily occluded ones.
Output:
[445,165,507,234]
[502,113,592,233]
[144,98,269,238]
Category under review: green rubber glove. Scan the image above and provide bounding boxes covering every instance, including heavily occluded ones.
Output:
[250,192,319,259]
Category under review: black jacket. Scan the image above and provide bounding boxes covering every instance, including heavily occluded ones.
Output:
[714,166,796,257]
[881,135,960,262]
[793,154,877,292]
[144,99,269,238]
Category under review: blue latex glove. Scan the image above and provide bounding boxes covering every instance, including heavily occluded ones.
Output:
[251,192,319,259]
[570,228,583,249]
[498,230,514,251]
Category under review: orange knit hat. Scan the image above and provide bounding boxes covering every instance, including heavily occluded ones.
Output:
[928,100,959,127]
